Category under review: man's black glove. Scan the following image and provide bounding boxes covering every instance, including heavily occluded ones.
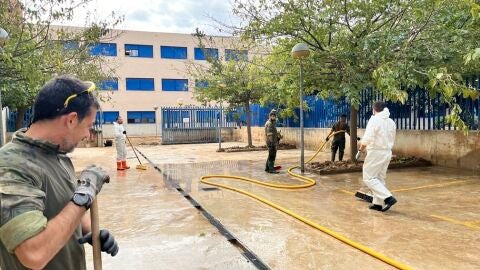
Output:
[326,137,330,141]
[123,131,126,134]
[78,229,119,256]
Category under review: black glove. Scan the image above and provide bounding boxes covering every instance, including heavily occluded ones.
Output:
[326,137,330,141]
[78,229,119,256]
[123,131,126,134]
[75,165,110,208]
[357,137,361,141]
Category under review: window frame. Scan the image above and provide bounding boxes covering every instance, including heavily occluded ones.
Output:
[160,46,188,59]
[127,111,156,124]
[126,78,155,91]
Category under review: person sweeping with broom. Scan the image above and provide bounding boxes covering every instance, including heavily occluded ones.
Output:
[114,116,130,170]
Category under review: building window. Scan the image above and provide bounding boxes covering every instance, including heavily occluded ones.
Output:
[162,79,188,91]
[225,49,248,61]
[96,111,119,124]
[195,80,209,88]
[63,41,79,50]
[126,78,155,91]
[127,111,156,124]
[194,48,219,60]
[125,44,153,58]
[88,43,117,56]
[160,46,187,59]
[98,79,119,91]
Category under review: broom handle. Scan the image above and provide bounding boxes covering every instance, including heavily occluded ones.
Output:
[90,199,102,270]
[125,135,142,165]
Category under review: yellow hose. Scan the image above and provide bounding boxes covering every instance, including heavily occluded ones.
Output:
[200,131,411,270]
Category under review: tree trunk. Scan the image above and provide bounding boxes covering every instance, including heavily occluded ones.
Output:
[349,105,358,161]
[15,107,26,131]
[245,103,253,147]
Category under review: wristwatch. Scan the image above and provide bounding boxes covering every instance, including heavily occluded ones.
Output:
[71,193,92,209]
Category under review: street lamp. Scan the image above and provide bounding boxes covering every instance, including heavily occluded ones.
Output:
[217,83,226,151]
[177,98,184,107]
[0,27,9,147]
[291,43,310,173]
[153,106,158,137]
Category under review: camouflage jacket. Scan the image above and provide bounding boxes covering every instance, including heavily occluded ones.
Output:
[265,119,278,147]
[0,129,86,270]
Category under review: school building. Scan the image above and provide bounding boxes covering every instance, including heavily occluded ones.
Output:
[86,29,246,137]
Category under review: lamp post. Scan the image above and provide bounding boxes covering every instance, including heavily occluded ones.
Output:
[153,106,158,137]
[0,27,9,147]
[291,43,310,173]
[217,83,226,151]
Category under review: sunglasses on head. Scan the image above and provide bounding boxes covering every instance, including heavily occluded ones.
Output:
[57,82,96,111]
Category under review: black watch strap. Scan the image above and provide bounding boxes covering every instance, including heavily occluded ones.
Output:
[71,193,92,210]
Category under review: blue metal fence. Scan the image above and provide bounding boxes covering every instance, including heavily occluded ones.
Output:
[7,108,32,132]
[239,97,350,128]
[161,107,237,144]
[243,85,479,131]
[358,86,480,130]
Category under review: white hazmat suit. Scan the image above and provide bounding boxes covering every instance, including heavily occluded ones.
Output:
[114,121,127,162]
[361,107,396,207]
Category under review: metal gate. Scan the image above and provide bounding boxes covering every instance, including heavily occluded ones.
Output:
[161,107,236,145]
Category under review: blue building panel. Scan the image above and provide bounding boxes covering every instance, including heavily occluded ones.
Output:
[195,80,209,88]
[63,41,79,50]
[194,48,219,60]
[127,111,156,124]
[98,79,118,90]
[88,43,117,56]
[125,44,153,58]
[162,79,188,91]
[96,111,119,124]
[225,49,248,61]
[160,46,187,59]
[126,78,155,91]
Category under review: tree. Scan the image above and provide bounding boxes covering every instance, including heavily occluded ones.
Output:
[0,0,122,129]
[188,29,268,147]
[234,0,480,159]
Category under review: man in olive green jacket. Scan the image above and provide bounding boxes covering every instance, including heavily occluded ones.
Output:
[0,75,118,270]
[265,109,281,174]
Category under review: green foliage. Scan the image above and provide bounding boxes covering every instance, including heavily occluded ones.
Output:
[188,30,266,110]
[0,0,122,112]
[234,0,480,133]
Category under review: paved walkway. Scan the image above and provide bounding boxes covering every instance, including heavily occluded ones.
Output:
[71,142,480,270]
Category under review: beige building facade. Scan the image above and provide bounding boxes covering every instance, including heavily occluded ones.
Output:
[93,29,244,137]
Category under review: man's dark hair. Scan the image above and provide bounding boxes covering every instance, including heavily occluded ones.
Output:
[373,101,386,112]
[340,114,347,118]
[32,75,100,123]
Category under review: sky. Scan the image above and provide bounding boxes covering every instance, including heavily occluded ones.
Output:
[66,0,243,35]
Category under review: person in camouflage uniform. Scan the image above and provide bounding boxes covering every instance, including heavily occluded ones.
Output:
[326,114,350,162]
[265,109,281,174]
[0,75,118,270]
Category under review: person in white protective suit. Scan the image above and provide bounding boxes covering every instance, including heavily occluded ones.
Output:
[359,101,397,212]
[113,116,130,170]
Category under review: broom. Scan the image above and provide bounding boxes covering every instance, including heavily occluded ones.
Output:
[125,134,148,170]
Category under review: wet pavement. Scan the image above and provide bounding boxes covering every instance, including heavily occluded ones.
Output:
[71,142,480,270]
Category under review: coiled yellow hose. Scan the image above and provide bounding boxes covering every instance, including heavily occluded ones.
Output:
[200,131,411,270]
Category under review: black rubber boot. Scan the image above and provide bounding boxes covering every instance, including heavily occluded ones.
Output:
[339,151,344,161]
[369,204,382,211]
[331,152,336,162]
[382,196,397,212]
[268,161,279,174]
[355,192,373,203]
